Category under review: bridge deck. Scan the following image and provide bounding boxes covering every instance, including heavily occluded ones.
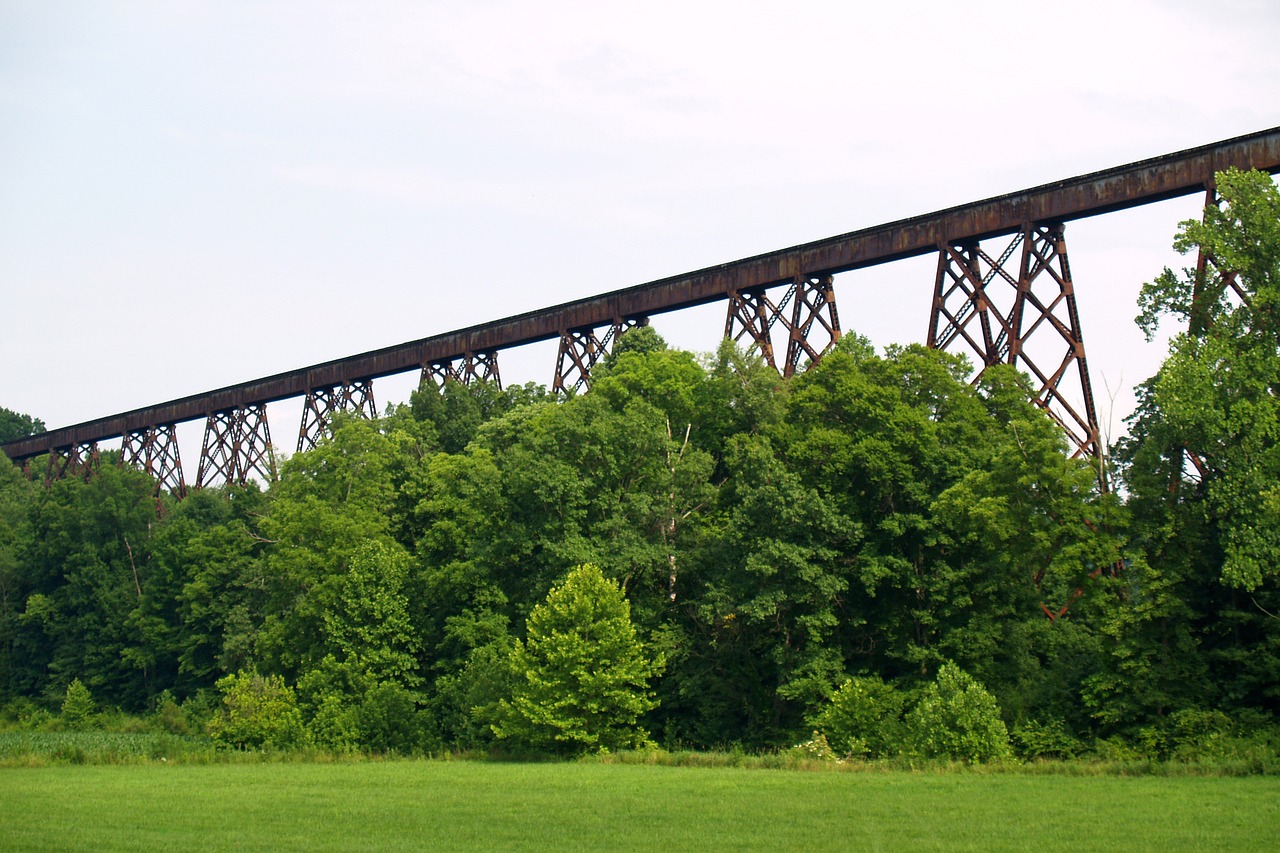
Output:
[5,126,1280,462]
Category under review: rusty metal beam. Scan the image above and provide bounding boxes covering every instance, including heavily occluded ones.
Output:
[6,126,1280,463]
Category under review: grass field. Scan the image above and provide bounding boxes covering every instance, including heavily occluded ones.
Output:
[2,761,1277,851]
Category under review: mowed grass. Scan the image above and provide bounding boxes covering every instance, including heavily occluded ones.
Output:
[1,761,1276,851]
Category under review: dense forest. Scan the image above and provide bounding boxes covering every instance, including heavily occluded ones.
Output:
[1,168,1277,761]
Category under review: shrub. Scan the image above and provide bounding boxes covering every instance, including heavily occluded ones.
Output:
[809,676,907,758]
[207,671,308,750]
[298,658,440,754]
[905,663,1012,763]
[1012,718,1082,760]
[788,732,839,762]
[358,681,438,755]
[1,697,50,730]
[149,691,189,735]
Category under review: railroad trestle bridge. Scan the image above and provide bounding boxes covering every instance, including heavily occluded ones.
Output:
[5,127,1280,495]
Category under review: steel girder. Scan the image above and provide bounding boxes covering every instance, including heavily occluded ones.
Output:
[724,274,841,378]
[297,380,378,453]
[121,424,186,498]
[552,318,647,395]
[929,222,1101,464]
[196,404,275,488]
[422,351,502,389]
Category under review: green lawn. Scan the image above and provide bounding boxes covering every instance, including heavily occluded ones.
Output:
[1,761,1276,851]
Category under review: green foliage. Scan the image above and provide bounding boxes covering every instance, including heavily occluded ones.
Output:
[809,676,907,758]
[1136,167,1280,339]
[1011,718,1082,760]
[296,657,438,754]
[0,407,45,444]
[207,671,307,750]
[1103,168,1280,737]
[904,663,1012,763]
[0,730,212,766]
[60,679,96,728]
[1126,168,1280,592]
[491,564,664,754]
[4,267,1279,761]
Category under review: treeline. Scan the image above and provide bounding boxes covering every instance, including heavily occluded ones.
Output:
[1,169,1277,760]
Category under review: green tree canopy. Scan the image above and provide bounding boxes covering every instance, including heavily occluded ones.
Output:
[1124,167,1280,591]
[0,407,45,444]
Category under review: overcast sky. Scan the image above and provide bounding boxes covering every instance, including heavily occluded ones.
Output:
[3,1,1278,456]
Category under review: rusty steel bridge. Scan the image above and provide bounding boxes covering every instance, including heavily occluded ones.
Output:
[5,127,1280,495]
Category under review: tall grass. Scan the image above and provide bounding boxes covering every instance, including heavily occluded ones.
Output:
[0,731,217,767]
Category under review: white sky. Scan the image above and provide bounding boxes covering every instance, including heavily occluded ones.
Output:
[2,0,1279,456]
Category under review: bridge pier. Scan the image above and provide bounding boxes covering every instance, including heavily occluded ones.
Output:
[552,317,647,395]
[929,221,1101,462]
[725,273,841,378]
[197,404,275,488]
[122,424,186,498]
[45,442,100,487]
[423,351,501,389]
[297,380,377,453]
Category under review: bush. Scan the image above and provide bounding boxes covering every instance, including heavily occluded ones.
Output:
[358,681,438,755]
[1,697,51,730]
[433,640,514,750]
[788,732,839,762]
[1012,718,1083,760]
[207,672,308,750]
[905,663,1012,763]
[149,691,190,735]
[298,658,439,754]
[809,676,907,758]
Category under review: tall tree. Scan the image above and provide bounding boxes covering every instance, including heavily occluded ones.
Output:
[1110,167,1280,723]
[491,563,663,754]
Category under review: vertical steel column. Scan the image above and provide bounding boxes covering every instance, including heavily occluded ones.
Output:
[552,318,646,395]
[121,424,187,498]
[929,222,1102,462]
[297,379,377,453]
[724,274,841,378]
[196,404,275,488]
[422,351,502,389]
